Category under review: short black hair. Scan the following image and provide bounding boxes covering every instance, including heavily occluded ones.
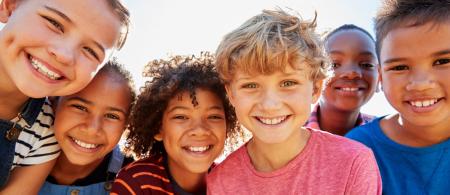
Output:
[324,24,375,43]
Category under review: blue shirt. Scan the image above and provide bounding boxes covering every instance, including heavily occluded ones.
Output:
[346,117,450,195]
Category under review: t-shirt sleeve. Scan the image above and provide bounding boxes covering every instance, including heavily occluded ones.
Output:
[111,168,142,195]
[346,148,382,195]
[14,101,60,167]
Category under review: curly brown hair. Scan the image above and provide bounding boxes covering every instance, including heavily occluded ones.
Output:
[125,52,240,158]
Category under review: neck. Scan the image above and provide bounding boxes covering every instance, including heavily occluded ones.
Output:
[318,102,361,135]
[381,114,450,147]
[0,65,29,120]
[50,153,103,185]
[167,158,206,193]
[247,127,310,172]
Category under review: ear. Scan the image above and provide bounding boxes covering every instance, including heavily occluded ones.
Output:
[154,132,163,141]
[224,84,235,107]
[312,79,323,104]
[0,0,19,23]
[377,65,383,92]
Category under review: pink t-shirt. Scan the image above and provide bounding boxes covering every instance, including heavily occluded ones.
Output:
[207,129,382,195]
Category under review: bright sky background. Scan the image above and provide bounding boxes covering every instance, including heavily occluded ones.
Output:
[0,0,396,116]
[115,0,396,116]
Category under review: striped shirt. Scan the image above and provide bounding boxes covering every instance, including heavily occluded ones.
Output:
[304,104,375,134]
[12,98,60,168]
[111,154,175,195]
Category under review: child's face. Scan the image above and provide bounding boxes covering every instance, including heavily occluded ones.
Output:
[322,30,378,111]
[226,64,322,144]
[155,89,226,174]
[0,0,122,98]
[54,72,131,165]
[379,22,450,128]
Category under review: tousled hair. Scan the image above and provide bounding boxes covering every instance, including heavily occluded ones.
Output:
[215,8,329,84]
[375,0,450,57]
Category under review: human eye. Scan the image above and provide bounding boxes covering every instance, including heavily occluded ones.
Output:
[172,115,188,120]
[83,47,100,61]
[70,104,87,112]
[105,113,120,120]
[433,58,450,66]
[360,63,376,69]
[208,114,224,120]
[331,62,340,69]
[388,64,409,71]
[241,83,258,89]
[42,15,64,32]
[280,80,298,87]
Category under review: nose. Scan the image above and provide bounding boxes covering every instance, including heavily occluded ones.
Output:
[406,71,436,91]
[48,39,76,66]
[259,89,282,111]
[188,118,212,137]
[82,115,102,135]
[338,64,362,80]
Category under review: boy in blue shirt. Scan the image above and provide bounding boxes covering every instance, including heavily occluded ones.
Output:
[346,0,450,194]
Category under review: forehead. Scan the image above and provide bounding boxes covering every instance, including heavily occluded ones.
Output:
[167,89,223,109]
[326,30,376,53]
[35,0,122,50]
[232,62,310,80]
[380,22,450,62]
[60,73,130,108]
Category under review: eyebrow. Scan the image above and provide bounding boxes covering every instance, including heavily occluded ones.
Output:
[44,6,105,55]
[66,97,127,115]
[383,49,450,64]
[329,50,376,57]
[166,105,224,113]
[44,6,72,23]
[432,49,450,57]
[383,57,407,64]
[166,106,189,114]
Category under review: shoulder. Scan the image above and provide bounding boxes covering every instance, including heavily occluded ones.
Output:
[346,117,383,143]
[208,145,248,181]
[113,155,171,194]
[14,98,59,166]
[118,155,167,177]
[308,128,373,158]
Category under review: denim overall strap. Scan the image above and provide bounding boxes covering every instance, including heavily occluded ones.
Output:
[38,147,125,195]
[108,146,125,174]
[0,98,45,187]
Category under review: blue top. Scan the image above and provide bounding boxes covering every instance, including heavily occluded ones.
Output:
[346,117,450,195]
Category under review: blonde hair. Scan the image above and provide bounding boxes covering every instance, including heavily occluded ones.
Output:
[216,8,329,84]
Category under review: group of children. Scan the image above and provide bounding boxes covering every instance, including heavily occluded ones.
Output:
[0,0,449,194]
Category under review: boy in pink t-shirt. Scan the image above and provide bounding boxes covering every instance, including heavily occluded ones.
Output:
[207,9,382,194]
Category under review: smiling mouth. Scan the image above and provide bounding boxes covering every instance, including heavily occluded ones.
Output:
[71,137,100,149]
[255,115,289,125]
[408,98,442,108]
[336,87,363,92]
[28,54,63,80]
[183,145,212,153]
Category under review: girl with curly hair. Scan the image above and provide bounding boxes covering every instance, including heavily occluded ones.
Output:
[111,53,240,195]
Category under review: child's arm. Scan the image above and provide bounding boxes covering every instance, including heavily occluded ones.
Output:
[346,148,382,195]
[0,159,56,194]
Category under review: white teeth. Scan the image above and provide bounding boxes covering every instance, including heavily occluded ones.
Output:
[341,87,358,92]
[73,138,99,149]
[410,99,438,108]
[258,116,287,125]
[30,56,62,80]
[187,146,210,152]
